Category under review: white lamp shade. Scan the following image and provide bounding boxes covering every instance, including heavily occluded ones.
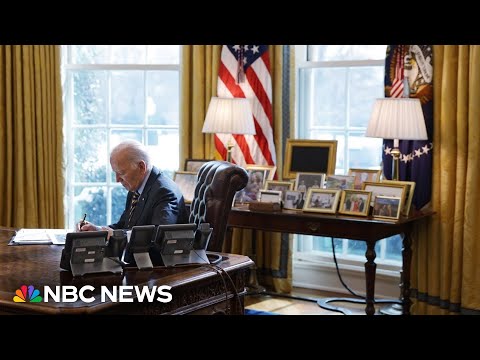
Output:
[202,97,256,135]
[366,98,428,140]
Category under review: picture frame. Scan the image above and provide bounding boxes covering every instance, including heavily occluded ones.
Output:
[173,171,197,203]
[372,195,402,221]
[264,180,294,202]
[283,190,304,210]
[303,189,341,214]
[184,159,212,173]
[324,175,355,190]
[245,164,277,181]
[283,139,337,179]
[234,168,268,204]
[259,190,282,204]
[362,181,406,209]
[347,168,382,190]
[381,180,416,216]
[338,190,372,217]
[294,172,326,194]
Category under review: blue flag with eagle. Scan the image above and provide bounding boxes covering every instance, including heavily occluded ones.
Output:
[383,45,433,210]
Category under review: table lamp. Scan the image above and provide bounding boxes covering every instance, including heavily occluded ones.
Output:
[366,98,427,180]
[202,97,256,163]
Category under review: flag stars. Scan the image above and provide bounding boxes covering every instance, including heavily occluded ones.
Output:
[422,144,431,154]
[414,149,422,157]
[251,45,259,54]
[384,146,392,155]
[244,45,249,51]
[232,45,241,51]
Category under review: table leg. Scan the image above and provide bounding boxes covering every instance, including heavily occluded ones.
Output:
[364,240,377,315]
[401,230,412,315]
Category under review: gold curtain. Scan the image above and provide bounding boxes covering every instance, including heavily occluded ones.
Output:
[180,45,222,164]
[411,45,480,314]
[0,45,64,228]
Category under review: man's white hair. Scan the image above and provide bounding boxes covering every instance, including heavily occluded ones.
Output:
[111,140,152,170]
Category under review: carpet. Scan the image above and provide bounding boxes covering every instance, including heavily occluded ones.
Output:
[244,309,278,315]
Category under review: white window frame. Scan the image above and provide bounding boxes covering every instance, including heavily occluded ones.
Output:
[293,45,401,296]
[61,45,182,230]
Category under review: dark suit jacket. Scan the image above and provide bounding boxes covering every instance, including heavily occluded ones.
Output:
[109,166,189,229]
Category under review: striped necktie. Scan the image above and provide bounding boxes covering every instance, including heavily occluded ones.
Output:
[127,191,140,228]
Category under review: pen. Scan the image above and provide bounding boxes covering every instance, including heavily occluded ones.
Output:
[80,213,87,229]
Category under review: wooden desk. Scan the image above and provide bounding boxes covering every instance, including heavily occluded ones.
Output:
[227,207,432,315]
[0,228,253,315]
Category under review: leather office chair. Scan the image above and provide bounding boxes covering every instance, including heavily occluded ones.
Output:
[189,160,248,252]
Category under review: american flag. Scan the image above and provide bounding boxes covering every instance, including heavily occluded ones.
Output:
[383,45,433,210]
[215,45,276,168]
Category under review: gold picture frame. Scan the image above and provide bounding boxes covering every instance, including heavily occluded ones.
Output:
[347,168,382,190]
[245,164,277,181]
[381,180,416,216]
[264,180,294,202]
[362,181,406,210]
[372,195,402,221]
[283,139,337,179]
[184,159,212,173]
[338,190,372,217]
[303,189,341,214]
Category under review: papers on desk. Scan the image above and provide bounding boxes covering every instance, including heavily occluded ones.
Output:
[10,229,69,245]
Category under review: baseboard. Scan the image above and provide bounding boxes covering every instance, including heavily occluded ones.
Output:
[293,259,401,299]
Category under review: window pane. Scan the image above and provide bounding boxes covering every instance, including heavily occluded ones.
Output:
[74,186,107,226]
[147,129,180,172]
[72,70,107,125]
[110,45,146,64]
[111,186,128,224]
[348,134,383,170]
[146,71,179,125]
[71,45,110,64]
[74,128,108,183]
[385,235,403,261]
[309,45,386,61]
[147,45,180,64]
[346,239,381,257]
[111,71,145,125]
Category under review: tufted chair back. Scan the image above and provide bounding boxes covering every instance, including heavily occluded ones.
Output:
[189,161,248,252]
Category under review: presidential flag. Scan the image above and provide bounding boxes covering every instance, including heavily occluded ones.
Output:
[215,45,276,168]
[383,45,433,210]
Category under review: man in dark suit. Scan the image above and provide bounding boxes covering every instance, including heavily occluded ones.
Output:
[79,140,188,233]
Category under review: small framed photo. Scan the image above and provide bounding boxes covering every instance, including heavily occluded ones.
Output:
[264,180,294,202]
[234,168,268,203]
[303,189,341,214]
[173,171,197,203]
[348,168,382,190]
[283,139,338,179]
[338,190,372,217]
[381,180,416,216]
[184,159,212,173]
[325,175,355,190]
[283,190,305,210]
[295,173,325,194]
[245,164,277,181]
[259,190,282,204]
[373,195,402,220]
[362,181,406,208]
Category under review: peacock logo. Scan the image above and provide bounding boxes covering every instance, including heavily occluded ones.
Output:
[13,285,43,303]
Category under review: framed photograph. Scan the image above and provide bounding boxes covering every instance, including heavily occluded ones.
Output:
[184,159,212,173]
[303,189,341,214]
[325,175,355,190]
[381,180,416,216]
[372,196,402,221]
[294,172,325,195]
[259,190,282,204]
[264,180,294,202]
[283,190,304,210]
[234,168,268,203]
[283,139,337,179]
[245,164,277,181]
[348,168,382,190]
[338,190,372,217]
[362,181,406,209]
[173,171,197,203]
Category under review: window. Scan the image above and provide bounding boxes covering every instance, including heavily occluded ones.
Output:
[295,45,402,271]
[62,45,181,230]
